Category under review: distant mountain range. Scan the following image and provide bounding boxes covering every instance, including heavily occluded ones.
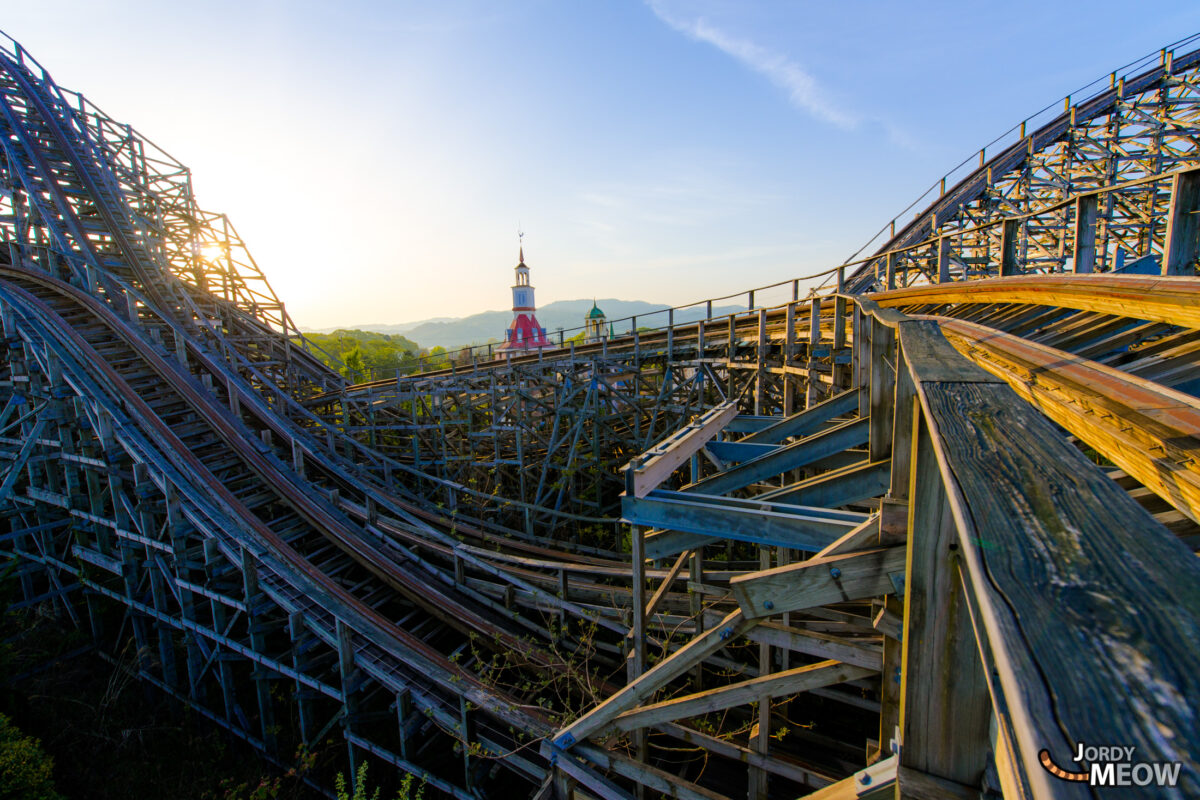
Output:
[312,298,746,350]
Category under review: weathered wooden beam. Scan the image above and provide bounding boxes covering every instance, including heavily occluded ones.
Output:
[1072,194,1098,274]
[742,387,860,445]
[656,722,834,788]
[757,458,889,508]
[730,546,906,619]
[936,234,952,283]
[574,742,731,800]
[937,316,1200,522]
[897,413,989,788]
[552,609,757,748]
[910,329,1200,794]
[798,755,896,800]
[867,319,895,463]
[1163,167,1200,275]
[872,274,1200,330]
[686,418,869,497]
[622,400,740,498]
[631,490,863,558]
[608,660,874,733]
[625,550,690,648]
[750,621,882,670]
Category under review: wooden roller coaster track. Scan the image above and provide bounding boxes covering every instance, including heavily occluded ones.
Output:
[0,27,1198,800]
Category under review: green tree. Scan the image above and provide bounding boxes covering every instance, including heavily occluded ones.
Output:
[0,712,62,800]
[341,345,367,381]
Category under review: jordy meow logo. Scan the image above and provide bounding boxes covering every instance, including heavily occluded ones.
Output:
[1039,742,1182,788]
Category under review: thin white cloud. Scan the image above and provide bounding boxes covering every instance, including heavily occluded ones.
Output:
[648,2,857,129]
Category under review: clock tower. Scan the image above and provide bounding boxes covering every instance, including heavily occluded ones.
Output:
[498,244,551,351]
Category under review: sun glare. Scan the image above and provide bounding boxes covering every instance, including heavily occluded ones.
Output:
[199,243,226,262]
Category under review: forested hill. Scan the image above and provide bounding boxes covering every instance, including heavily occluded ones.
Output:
[339,299,748,350]
[300,329,434,381]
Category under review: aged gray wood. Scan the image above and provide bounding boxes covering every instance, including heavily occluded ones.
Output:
[920,379,1200,797]
[730,546,906,619]
[898,414,990,787]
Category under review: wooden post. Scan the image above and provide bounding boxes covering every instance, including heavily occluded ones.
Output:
[784,303,796,416]
[806,297,821,409]
[1073,194,1098,274]
[833,296,847,390]
[854,307,869,419]
[726,315,736,399]
[629,525,646,680]
[898,414,991,791]
[666,308,674,361]
[750,548,771,800]
[1162,168,1200,275]
[937,234,952,283]
[999,218,1020,277]
[868,319,895,463]
[754,309,767,416]
[885,252,897,290]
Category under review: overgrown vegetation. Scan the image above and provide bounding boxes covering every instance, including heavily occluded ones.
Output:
[299,330,439,381]
[0,568,323,800]
[0,711,62,800]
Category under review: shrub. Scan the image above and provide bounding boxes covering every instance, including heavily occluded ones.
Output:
[0,711,62,800]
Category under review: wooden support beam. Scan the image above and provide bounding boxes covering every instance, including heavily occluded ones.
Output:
[552,609,757,748]
[936,235,952,283]
[897,413,990,788]
[574,742,731,800]
[806,297,822,408]
[750,622,882,670]
[998,218,1020,277]
[1162,167,1200,275]
[743,387,860,445]
[637,493,863,559]
[657,722,834,789]
[907,321,1200,795]
[625,549,690,646]
[730,546,906,619]
[867,319,895,463]
[623,400,740,498]
[757,459,889,509]
[687,417,869,497]
[608,660,874,733]
[1072,194,1098,274]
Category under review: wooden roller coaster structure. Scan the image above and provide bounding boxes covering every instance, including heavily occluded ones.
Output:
[0,28,1198,800]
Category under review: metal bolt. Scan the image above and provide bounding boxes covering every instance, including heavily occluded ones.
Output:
[763,600,774,610]
[829,567,842,579]
[859,773,872,786]
[720,627,734,640]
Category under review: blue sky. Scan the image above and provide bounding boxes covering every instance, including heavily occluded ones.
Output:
[6,2,1199,328]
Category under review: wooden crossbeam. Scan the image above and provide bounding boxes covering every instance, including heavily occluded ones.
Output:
[741,387,861,444]
[730,546,906,619]
[622,399,740,498]
[632,491,864,559]
[552,609,757,748]
[608,660,874,733]
[757,458,890,507]
[685,417,869,496]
